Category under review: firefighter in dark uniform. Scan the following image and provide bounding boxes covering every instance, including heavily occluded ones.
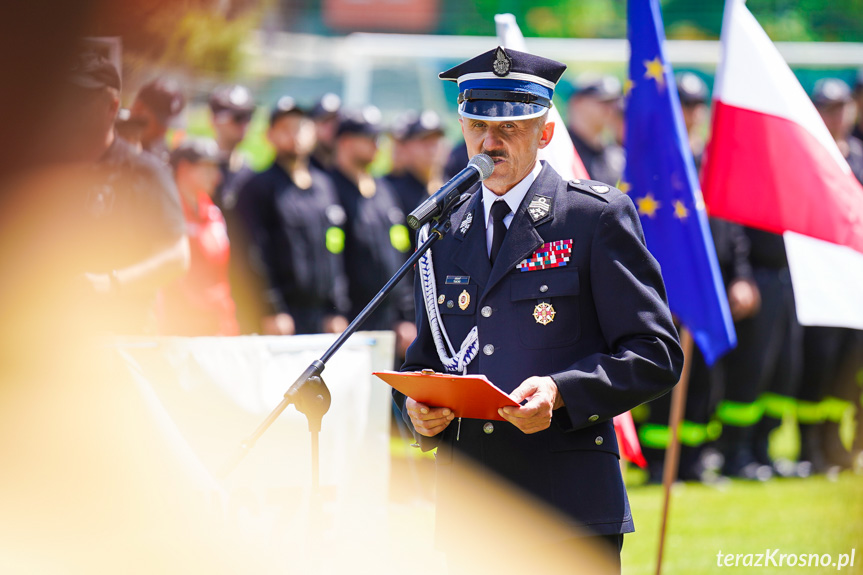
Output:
[796,78,863,473]
[208,84,259,332]
[640,72,757,482]
[309,92,342,173]
[328,106,416,359]
[234,97,350,335]
[392,47,683,572]
[208,84,256,211]
[566,74,626,186]
[385,109,447,250]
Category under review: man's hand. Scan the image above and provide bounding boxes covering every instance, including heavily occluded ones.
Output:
[406,397,454,437]
[498,376,564,434]
[394,320,418,358]
[262,313,295,336]
[727,278,761,321]
[322,314,349,334]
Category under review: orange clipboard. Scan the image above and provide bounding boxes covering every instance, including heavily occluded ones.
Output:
[374,370,519,421]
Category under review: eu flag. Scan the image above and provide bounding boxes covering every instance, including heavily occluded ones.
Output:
[625,0,736,365]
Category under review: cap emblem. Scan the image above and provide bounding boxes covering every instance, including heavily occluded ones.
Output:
[492,47,512,77]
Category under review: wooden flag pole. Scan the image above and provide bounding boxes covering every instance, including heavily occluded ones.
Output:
[655,327,694,575]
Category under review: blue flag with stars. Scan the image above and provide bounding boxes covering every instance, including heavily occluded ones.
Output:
[625,0,735,366]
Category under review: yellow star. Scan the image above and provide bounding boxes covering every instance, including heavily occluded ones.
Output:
[623,78,635,97]
[618,180,631,194]
[637,194,661,218]
[673,200,689,220]
[643,56,666,89]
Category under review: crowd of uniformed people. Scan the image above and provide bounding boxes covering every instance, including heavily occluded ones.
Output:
[64,42,863,484]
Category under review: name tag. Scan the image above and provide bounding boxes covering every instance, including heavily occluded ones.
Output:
[445,275,471,285]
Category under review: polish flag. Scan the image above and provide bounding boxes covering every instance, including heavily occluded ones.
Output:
[702,0,863,329]
[496,13,645,469]
[495,13,590,181]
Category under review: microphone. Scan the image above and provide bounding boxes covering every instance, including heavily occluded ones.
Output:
[407,153,495,230]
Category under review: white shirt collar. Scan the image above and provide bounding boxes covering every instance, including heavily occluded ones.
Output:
[482,160,543,229]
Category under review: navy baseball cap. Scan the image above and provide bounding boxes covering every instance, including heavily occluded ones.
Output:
[391,110,445,141]
[136,78,186,123]
[68,50,121,91]
[269,96,305,126]
[209,84,256,115]
[439,46,567,121]
[170,138,221,168]
[571,74,622,102]
[336,106,383,138]
[310,92,342,120]
[812,78,852,107]
[676,72,708,106]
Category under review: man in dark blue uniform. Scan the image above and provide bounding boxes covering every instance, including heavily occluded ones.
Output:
[393,47,683,571]
[234,97,350,335]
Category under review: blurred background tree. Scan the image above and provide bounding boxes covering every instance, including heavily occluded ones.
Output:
[271,0,863,42]
[84,0,266,77]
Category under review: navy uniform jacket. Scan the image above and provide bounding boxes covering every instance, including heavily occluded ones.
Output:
[234,163,350,334]
[394,162,683,542]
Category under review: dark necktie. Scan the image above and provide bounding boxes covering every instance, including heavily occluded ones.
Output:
[489,200,511,265]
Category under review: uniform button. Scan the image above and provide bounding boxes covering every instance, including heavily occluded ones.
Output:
[481,305,493,318]
[595,436,604,446]
[539,284,549,293]
[588,414,599,422]
[483,422,495,434]
[483,344,495,356]
[446,300,454,308]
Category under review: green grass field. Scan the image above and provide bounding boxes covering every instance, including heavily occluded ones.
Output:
[622,474,863,574]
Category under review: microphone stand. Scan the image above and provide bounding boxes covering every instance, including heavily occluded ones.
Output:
[219,192,472,486]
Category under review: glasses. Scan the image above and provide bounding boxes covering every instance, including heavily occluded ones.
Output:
[231,111,253,124]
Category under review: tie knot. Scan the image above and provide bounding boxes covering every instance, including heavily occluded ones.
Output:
[490,200,511,223]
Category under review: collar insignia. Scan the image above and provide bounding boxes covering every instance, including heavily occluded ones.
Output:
[458,211,473,235]
[527,195,552,222]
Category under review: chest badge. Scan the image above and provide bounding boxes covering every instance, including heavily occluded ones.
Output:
[438,294,446,305]
[533,302,556,325]
[458,289,471,310]
[458,211,473,235]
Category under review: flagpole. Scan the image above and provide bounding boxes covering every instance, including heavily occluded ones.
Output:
[655,326,694,575]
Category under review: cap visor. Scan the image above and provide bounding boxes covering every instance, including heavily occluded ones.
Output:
[458,100,548,121]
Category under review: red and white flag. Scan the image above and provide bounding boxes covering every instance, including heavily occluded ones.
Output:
[702,0,863,329]
[495,14,590,181]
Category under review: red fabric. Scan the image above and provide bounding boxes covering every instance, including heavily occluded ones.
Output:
[702,101,863,254]
[158,192,239,336]
[614,411,646,469]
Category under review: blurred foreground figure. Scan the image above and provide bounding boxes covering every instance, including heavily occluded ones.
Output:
[53,48,189,334]
[394,47,683,573]
[158,138,238,336]
[235,97,350,335]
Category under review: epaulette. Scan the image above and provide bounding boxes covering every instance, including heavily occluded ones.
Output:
[567,178,623,202]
